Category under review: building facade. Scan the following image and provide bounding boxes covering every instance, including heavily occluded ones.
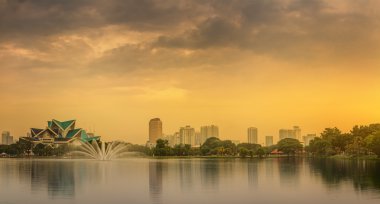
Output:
[279,126,301,141]
[303,134,317,146]
[180,126,195,146]
[149,118,163,144]
[200,125,219,144]
[265,136,273,146]
[247,127,258,144]
[1,131,13,145]
[21,119,100,145]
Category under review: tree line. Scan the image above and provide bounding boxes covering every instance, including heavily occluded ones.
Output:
[306,124,380,157]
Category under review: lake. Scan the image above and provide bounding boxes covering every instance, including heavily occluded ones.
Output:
[0,158,379,204]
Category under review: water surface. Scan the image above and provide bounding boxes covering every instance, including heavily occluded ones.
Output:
[0,158,379,204]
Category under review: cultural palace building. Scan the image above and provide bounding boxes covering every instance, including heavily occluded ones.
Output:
[21,119,100,145]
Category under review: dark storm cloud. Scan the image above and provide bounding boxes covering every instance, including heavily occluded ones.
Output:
[0,0,203,41]
[152,0,380,61]
[1,0,379,73]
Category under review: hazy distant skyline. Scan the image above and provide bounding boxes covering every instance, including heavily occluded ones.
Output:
[1,0,380,144]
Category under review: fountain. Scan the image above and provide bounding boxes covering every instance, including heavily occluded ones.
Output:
[72,140,130,160]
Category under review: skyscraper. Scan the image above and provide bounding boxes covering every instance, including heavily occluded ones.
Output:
[303,134,317,146]
[149,118,162,144]
[200,125,219,144]
[194,132,201,147]
[1,131,13,145]
[293,126,301,140]
[279,126,301,141]
[265,136,273,146]
[247,127,258,144]
[180,126,195,146]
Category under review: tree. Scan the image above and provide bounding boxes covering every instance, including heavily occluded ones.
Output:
[239,147,249,158]
[256,147,265,158]
[277,138,302,156]
[153,139,172,156]
[18,139,33,156]
[307,137,333,156]
[321,127,342,142]
[365,132,380,156]
[32,143,46,156]
[331,133,353,154]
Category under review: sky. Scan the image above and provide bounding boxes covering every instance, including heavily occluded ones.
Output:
[1,0,380,144]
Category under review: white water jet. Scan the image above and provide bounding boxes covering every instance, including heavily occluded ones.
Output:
[72,140,130,160]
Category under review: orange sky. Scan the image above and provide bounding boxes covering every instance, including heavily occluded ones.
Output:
[1,0,380,144]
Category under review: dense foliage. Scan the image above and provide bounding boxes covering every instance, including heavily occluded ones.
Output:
[306,124,380,157]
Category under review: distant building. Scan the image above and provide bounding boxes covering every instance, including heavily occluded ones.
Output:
[194,132,201,147]
[303,134,317,146]
[21,119,100,145]
[293,126,301,140]
[180,126,195,146]
[279,126,301,141]
[149,118,162,144]
[200,125,219,144]
[247,127,258,144]
[2,131,13,145]
[265,136,273,146]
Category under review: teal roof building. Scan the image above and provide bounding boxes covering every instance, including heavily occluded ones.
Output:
[23,119,100,144]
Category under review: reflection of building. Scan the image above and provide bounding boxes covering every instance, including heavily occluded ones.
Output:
[31,161,75,198]
[149,161,163,203]
[265,136,273,146]
[21,119,100,145]
[149,118,163,144]
[2,131,13,145]
[279,126,301,141]
[200,125,219,144]
[180,126,195,145]
[247,161,259,187]
[247,127,258,144]
[303,134,317,146]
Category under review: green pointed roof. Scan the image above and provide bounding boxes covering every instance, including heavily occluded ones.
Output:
[51,119,76,130]
[61,120,75,130]
[66,128,81,138]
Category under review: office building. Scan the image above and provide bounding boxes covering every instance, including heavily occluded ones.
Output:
[180,126,195,146]
[194,132,201,147]
[247,127,258,144]
[303,134,317,146]
[200,125,219,144]
[265,136,273,146]
[2,131,13,145]
[149,118,163,144]
[279,126,301,140]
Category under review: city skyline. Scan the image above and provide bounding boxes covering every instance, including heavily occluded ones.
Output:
[1,1,380,144]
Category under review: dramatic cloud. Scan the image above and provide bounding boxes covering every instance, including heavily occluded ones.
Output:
[1,0,380,143]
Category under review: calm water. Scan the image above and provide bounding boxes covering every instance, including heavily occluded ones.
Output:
[0,158,380,204]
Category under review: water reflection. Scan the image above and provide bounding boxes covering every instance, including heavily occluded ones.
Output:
[149,161,163,203]
[277,158,302,187]
[0,158,379,204]
[309,158,380,191]
[30,161,75,198]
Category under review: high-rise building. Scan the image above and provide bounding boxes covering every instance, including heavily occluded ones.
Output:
[194,132,201,147]
[293,126,301,140]
[303,134,317,146]
[247,127,258,144]
[279,126,301,141]
[180,126,195,146]
[1,131,13,145]
[149,118,163,144]
[200,125,219,144]
[265,136,273,146]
